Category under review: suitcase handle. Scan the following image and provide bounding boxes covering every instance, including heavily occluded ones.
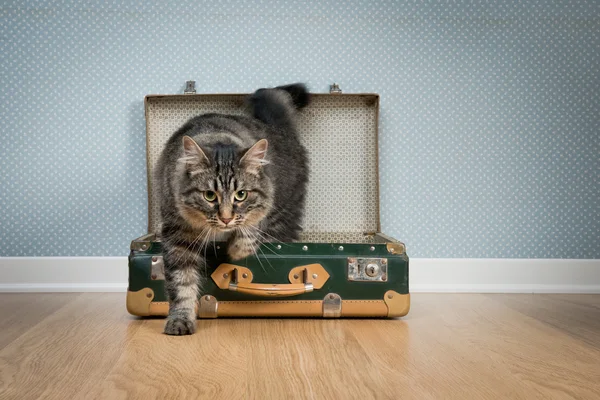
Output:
[211,263,330,298]
[229,281,313,297]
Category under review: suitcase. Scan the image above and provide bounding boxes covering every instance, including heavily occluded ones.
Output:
[127,82,410,319]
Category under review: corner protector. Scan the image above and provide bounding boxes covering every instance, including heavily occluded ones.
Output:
[383,290,410,317]
[126,288,154,316]
[386,242,406,255]
[130,233,156,252]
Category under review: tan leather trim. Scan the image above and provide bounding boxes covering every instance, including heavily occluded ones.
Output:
[288,264,330,289]
[212,263,330,298]
[136,294,409,318]
[147,301,198,317]
[148,301,169,316]
[126,289,154,316]
[219,300,390,317]
[341,300,388,317]
[218,301,323,317]
[384,291,410,317]
[145,301,203,317]
[141,300,393,318]
[230,282,310,297]
[211,264,254,289]
[144,300,325,317]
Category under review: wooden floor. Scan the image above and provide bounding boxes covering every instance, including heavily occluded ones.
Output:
[1,294,599,399]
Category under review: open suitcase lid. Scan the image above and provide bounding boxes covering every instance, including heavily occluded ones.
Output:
[144,83,380,244]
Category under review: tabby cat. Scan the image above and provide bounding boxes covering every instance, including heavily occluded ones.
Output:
[155,83,310,335]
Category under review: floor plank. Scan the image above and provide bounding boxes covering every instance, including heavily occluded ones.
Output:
[0,293,80,350]
[0,293,599,399]
[487,294,600,349]
[0,293,142,400]
[246,319,397,399]
[84,318,250,400]
[413,295,600,399]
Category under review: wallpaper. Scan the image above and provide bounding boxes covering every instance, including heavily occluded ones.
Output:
[1,1,598,258]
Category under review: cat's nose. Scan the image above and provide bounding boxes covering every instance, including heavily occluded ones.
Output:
[219,216,233,225]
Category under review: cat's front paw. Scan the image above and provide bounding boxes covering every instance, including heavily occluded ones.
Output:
[164,316,196,336]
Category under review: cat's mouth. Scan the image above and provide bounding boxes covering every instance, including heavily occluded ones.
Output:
[215,215,247,231]
[215,220,243,231]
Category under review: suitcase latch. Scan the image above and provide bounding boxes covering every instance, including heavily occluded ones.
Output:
[323,293,342,318]
[199,295,218,318]
[347,258,388,282]
[329,83,342,94]
[184,80,196,94]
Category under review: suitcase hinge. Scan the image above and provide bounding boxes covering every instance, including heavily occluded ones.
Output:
[323,293,342,318]
[184,80,196,94]
[329,83,342,94]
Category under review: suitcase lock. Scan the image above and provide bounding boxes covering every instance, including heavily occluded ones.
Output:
[347,258,388,282]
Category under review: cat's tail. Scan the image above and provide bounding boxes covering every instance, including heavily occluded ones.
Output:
[249,83,310,127]
[274,83,310,110]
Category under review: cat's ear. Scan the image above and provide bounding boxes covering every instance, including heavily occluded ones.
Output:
[181,136,210,170]
[240,139,269,175]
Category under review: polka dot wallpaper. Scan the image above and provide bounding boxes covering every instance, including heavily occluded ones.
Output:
[0,1,598,258]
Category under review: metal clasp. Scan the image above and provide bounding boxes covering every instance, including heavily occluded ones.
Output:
[199,295,218,318]
[329,83,342,94]
[130,233,156,251]
[150,256,165,281]
[184,80,196,94]
[347,258,388,282]
[323,293,342,317]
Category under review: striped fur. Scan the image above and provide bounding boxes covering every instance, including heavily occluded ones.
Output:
[155,84,310,335]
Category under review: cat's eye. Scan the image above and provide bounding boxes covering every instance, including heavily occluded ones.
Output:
[234,190,248,202]
[203,191,217,202]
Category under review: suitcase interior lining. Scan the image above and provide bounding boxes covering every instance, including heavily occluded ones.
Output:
[145,94,380,238]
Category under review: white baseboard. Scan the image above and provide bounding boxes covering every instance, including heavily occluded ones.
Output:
[410,258,600,293]
[0,257,128,292]
[0,257,599,293]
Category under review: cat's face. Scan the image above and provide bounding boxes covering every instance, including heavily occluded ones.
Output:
[175,136,273,234]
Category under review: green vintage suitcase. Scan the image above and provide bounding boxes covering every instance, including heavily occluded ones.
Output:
[127,83,410,318]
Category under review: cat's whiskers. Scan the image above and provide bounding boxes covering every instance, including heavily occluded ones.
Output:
[256,240,275,271]
[245,227,284,257]
[189,228,212,267]
[211,227,218,259]
[246,227,276,271]
[240,226,268,273]
[200,226,213,260]
[252,226,294,248]
[197,226,217,278]
[171,227,207,267]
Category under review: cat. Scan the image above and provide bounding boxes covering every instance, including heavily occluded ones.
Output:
[154,83,310,335]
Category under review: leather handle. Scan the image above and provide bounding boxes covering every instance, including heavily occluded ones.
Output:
[229,282,314,297]
[211,263,329,298]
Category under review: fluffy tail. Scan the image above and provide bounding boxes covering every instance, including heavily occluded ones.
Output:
[249,83,310,127]
[274,83,310,109]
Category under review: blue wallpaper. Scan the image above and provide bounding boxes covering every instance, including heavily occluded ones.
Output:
[1,1,598,258]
